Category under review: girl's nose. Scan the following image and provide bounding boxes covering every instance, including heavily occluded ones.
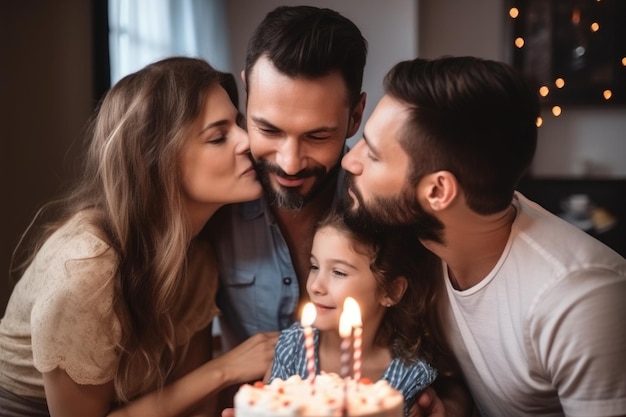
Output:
[307,271,327,296]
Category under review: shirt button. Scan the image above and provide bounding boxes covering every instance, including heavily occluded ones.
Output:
[282,277,292,285]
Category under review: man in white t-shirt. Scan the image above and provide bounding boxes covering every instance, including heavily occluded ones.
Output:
[341,55,626,417]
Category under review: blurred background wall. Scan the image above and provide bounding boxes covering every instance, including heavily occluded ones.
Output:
[2,0,625,312]
[1,1,96,313]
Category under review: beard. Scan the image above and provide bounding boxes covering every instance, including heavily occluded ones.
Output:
[341,174,445,244]
[255,159,340,211]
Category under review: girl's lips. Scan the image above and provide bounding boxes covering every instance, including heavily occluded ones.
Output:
[314,303,335,312]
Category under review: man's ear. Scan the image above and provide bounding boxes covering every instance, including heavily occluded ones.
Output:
[347,92,367,138]
[421,170,459,212]
[382,276,408,306]
[240,69,247,90]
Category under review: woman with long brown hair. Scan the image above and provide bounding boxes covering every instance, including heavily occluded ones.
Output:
[0,57,277,417]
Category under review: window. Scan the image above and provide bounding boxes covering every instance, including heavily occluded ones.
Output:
[107,0,230,84]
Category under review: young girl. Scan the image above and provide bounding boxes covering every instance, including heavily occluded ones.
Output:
[267,210,443,416]
[0,57,277,417]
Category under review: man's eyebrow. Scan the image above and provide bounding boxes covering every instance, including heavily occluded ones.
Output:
[250,116,279,129]
[362,133,380,157]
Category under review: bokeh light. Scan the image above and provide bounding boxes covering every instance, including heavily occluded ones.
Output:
[513,5,617,107]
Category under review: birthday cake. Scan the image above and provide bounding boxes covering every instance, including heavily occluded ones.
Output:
[234,373,404,417]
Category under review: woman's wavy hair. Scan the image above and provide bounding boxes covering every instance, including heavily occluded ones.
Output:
[315,210,446,366]
[11,57,226,401]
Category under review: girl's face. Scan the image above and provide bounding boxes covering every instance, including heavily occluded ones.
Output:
[180,84,263,227]
[306,225,389,332]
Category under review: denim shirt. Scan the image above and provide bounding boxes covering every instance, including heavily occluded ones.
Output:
[210,166,347,350]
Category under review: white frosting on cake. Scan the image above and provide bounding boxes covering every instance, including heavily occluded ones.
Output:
[234,373,404,417]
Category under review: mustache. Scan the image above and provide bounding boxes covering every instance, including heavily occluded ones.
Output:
[255,160,325,180]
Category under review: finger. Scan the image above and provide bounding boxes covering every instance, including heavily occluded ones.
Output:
[409,400,423,417]
[417,387,434,409]
[221,407,235,417]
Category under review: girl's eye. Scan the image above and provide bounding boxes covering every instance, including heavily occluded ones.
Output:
[332,269,348,277]
[309,264,319,272]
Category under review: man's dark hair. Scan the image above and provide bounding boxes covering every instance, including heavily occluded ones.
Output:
[245,5,367,108]
[384,56,540,214]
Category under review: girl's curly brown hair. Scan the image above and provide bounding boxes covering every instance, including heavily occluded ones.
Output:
[316,209,449,367]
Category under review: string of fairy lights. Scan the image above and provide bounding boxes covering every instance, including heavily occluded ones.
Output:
[508,1,626,127]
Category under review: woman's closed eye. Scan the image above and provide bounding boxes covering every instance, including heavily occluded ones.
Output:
[206,135,227,145]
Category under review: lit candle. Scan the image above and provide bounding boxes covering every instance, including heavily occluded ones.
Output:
[301,302,317,383]
[338,306,353,379]
[339,306,353,417]
[344,297,362,382]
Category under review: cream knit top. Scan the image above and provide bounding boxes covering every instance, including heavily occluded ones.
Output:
[0,211,219,400]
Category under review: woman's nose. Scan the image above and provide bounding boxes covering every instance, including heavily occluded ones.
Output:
[234,125,251,154]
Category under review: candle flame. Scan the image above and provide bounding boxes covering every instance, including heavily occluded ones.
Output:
[343,297,362,327]
[301,302,316,327]
[339,310,353,338]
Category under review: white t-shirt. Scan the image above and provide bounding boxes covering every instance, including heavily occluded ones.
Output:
[441,192,626,417]
[0,211,219,400]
